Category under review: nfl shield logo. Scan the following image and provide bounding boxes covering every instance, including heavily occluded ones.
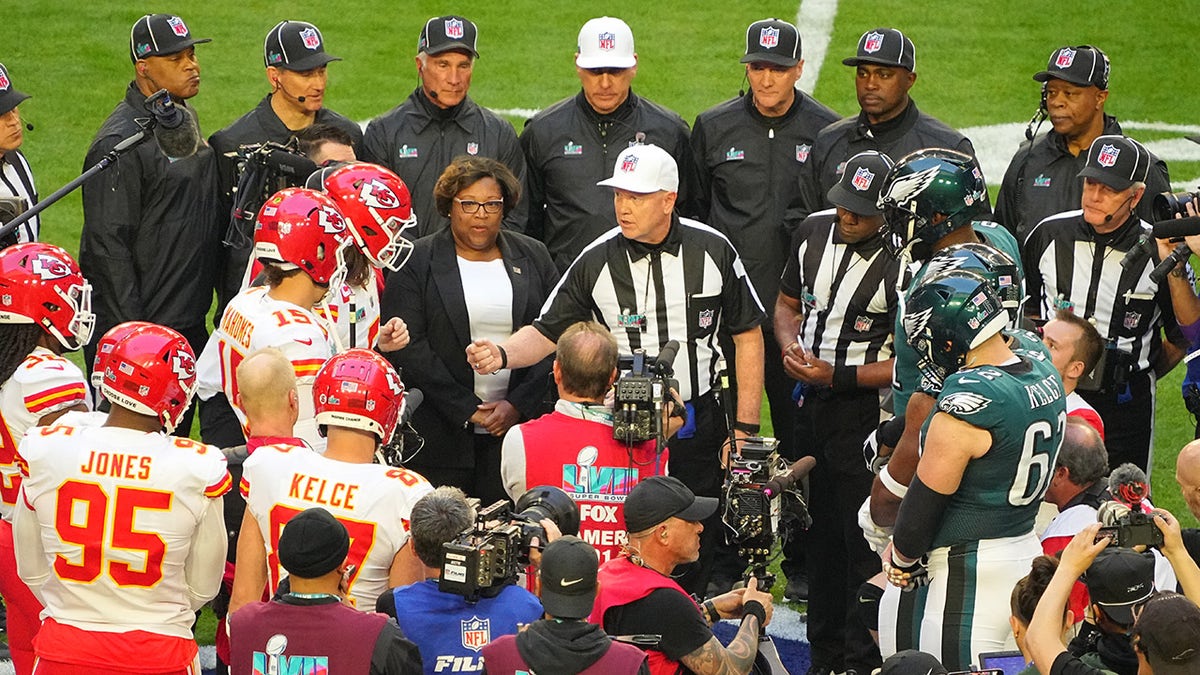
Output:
[167,16,189,37]
[796,144,811,163]
[598,32,616,51]
[299,27,321,49]
[1,294,11,306]
[863,32,885,53]
[445,19,464,39]
[1055,48,1076,69]
[466,142,479,155]
[1124,311,1141,329]
[461,616,490,652]
[759,27,779,48]
[621,155,639,173]
[1097,144,1120,167]
[852,166,874,191]
[854,315,873,332]
[698,309,714,329]
[0,72,8,91]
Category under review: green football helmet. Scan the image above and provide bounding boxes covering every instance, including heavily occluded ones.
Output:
[924,242,1021,315]
[877,149,989,260]
[904,269,1008,386]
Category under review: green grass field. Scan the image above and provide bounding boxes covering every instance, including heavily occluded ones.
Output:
[4,0,1197,530]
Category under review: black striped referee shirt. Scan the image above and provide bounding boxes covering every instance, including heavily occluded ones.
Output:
[779,209,901,369]
[0,149,38,242]
[1023,209,1180,373]
[533,214,765,402]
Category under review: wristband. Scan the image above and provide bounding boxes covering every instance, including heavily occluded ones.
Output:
[496,345,508,371]
[702,599,719,624]
[832,365,858,393]
[732,421,760,435]
[741,599,767,630]
[879,463,909,499]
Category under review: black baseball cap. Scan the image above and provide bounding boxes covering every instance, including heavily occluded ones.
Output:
[827,151,895,216]
[881,650,948,675]
[1134,592,1200,671]
[842,28,915,71]
[740,18,802,68]
[539,536,599,619]
[0,63,30,117]
[1034,45,1109,90]
[129,14,211,63]
[265,21,341,71]
[1077,134,1151,192]
[623,476,718,533]
[1084,547,1155,626]
[277,507,350,579]
[418,16,479,59]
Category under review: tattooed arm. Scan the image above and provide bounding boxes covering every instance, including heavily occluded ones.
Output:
[678,620,761,675]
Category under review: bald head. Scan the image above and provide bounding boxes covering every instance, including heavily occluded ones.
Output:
[1177,440,1200,520]
[235,348,299,436]
[1045,417,1108,508]
[555,321,618,401]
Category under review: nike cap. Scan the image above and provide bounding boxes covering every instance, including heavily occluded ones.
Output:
[538,535,599,619]
[623,475,718,533]
[880,649,948,675]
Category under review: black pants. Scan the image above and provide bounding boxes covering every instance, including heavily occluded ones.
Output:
[1079,368,1154,473]
[667,392,728,597]
[413,433,508,507]
[794,388,883,673]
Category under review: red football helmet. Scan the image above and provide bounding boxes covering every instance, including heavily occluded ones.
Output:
[90,321,155,392]
[253,187,350,287]
[312,348,405,442]
[0,243,95,350]
[99,323,197,434]
[315,163,417,271]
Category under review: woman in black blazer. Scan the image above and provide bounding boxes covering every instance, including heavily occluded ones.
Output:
[382,156,558,504]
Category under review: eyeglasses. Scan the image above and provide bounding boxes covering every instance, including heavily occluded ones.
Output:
[454,199,505,215]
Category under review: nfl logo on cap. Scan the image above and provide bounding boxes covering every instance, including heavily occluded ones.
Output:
[1098,144,1120,167]
[0,73,8,91]
[167,16,188,37]
[445,18,464,39]
[864,31,884,53]
[852,166,875,191]
[621,154,639,173]
[300,27,320,49]
[598,31,616,50]
[1056,48,1076,69]
[759,26,779,48]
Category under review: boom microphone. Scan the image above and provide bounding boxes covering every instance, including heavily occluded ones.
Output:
[400,388,424,426]
[1108,462,1149,508]
[654,340,680,375]
[144,89,201,158]
[1151,216,1200,240]
[762,456,816,498]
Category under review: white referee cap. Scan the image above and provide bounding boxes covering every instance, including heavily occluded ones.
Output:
[597,143,679,194]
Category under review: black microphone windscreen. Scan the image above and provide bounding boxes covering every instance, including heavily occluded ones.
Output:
[655,340,680,374]
[1151,216,1200,240]
[401,389,424,424]
[153,104,201,158]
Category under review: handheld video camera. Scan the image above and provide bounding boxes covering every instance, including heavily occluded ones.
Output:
[613,340,684,444]
[223,140,319,249]
[439,486,580,601]
[721,438,814,588]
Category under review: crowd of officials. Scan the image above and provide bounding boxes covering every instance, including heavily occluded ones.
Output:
[3,8,1200,675]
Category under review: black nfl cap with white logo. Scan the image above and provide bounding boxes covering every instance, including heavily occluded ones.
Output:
[842,27,915,71]
[1034,45,1109,90]
[1078,134,1150,191]
[418,16,479,58]
[538,536,599,619]
[264,21,341,71]
[740,18,802,68]
[0,63,31,116]
[129,14,211,63]
[827,150,895,216]
[623,475,718,533]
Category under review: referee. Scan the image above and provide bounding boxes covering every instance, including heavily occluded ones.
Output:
[467,142,766,596]
[1023,134,1186,473]
[775,150,898,675]
[0,63,38,244]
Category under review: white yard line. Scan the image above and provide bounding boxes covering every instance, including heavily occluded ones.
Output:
[796,0,839,93]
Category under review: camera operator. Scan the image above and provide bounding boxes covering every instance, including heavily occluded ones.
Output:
[376,487,545,675]
[1151,219,1200,438]
[0,63,37,245]
[590,476,773,675]
[501,321,679,563]
[468,143,766,595]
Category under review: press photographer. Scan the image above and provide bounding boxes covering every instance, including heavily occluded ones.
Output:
[501,321,680,562]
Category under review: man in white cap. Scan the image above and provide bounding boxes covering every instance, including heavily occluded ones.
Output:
[521,16,694,272]
[467,143,765,596]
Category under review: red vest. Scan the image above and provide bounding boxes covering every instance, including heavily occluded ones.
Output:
[590,557,701,675]
[520,411,665,563]
[481,629,647,675]
[229,600,388,675]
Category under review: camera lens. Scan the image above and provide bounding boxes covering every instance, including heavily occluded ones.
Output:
[1152,190,1199,223]
[514,485,581,537]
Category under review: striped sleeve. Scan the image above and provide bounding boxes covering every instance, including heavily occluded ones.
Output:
[291,358,325,379]
[205,471,234,498]
[24,382,88,416]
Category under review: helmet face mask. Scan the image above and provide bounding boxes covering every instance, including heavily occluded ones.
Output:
[904,269,1008,389]
[0,243,96,352]
[316,163,418,272]
[878,149,989,260]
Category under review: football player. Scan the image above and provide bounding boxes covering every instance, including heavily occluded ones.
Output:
[879,270,1066,669]
[0,243,94,674]
[14,323,231,674]
[196,187,348,451]
[230,348,432,614]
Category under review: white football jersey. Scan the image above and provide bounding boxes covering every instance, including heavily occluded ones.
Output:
[196,286,334,448]
[0,348,88,520]
[16,424,231,638]
[315,279,382,351]
[241,442,432,609]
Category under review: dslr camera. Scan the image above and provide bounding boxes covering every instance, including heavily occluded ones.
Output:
[1097,509,1165,549]
[1153,189,1200,222]
[613,341,683,444]
[440,486,580,601]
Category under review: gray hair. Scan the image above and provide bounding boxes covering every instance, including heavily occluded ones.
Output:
[409,486,475,568]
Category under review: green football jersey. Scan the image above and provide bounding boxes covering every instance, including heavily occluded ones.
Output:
[921,347,1066,550]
